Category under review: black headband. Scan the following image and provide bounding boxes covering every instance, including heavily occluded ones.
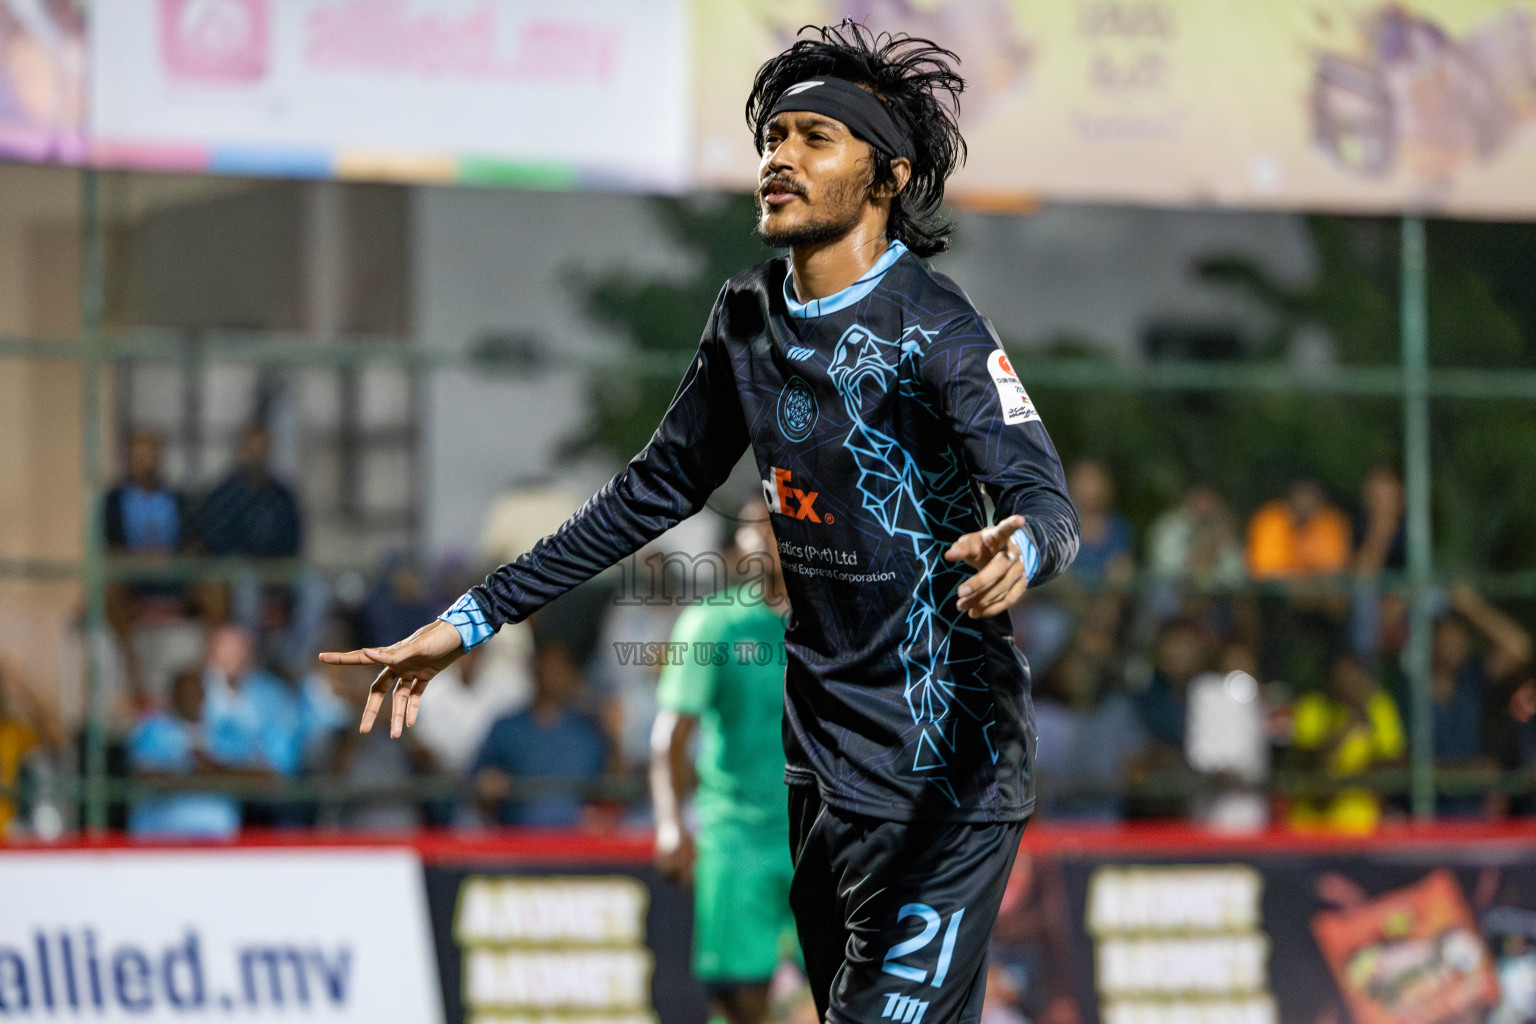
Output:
[763,77,914,161]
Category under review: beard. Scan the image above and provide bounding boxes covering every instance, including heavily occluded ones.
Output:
[755,173,868,248]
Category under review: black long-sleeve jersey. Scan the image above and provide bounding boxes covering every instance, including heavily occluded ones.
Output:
[443,241,1079,822]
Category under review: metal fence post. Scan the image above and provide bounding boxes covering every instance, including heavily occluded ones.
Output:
[1400,215,1435,820]
[80,169,108,832]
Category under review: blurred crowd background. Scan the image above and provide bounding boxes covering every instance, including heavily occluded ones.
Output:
[4,175,1536,843]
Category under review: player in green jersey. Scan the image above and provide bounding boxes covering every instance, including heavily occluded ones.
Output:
[650,500,795,1024]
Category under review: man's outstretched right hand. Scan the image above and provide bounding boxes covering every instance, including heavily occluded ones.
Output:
[319,619,465,739]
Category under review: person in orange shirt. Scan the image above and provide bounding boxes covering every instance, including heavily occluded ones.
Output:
[1248,478,1352,687]
[0,661,66,839]
[1247,478,1353,578]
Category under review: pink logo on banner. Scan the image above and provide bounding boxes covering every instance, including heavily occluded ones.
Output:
[161,0,270,82]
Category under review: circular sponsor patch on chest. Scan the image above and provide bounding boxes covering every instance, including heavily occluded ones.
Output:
[778,375,819,441]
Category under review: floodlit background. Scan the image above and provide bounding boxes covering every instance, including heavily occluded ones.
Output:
[3,2,1536,1023]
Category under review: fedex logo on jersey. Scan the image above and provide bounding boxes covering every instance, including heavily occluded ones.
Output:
[763,467,825,523]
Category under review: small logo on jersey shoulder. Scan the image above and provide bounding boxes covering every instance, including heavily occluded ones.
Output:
[762,467,826,523]
[786,345,816,361]
[986,349,1040,425]
[777,375,819,441]
[881,993,930,1024]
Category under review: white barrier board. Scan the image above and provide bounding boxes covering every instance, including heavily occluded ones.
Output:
[0,849,444,1023]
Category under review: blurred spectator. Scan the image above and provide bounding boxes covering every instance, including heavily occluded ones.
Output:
[318,662,433,833]
[1184,639,1270,830]
[1065,459,1134,591]
[1348,465,1406,660]
[127,669,271,840]
[1246,477,1351,579]
[200,623,341,826]
[0,662,65,839]
[413,643,530,776]
[1132,616,1214,752]
[1502,674,1536,816]
[471,628,607,827]
[240,663,347,783]
[1013,458,1130,688]
[1351,464,1406,575]
[200,425,302,561]
[1287,652,1405,834]
[1127,616,1216,817]
[1146,483,1245,595]
[1033,612,1146,821]
[358,555,440,650]
[1248,477,1351,685]
[1413,584,1532,816]
[200,424,327,677]
[104,429,193,698]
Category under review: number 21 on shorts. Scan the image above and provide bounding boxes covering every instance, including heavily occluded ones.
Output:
[880,904,966,988]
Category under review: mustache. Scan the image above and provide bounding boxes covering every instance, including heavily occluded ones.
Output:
[758,176,808,199]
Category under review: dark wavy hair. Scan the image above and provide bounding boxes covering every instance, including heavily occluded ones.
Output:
[745,21,966,258]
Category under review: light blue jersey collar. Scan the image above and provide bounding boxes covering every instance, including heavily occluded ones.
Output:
[783,239,908,319]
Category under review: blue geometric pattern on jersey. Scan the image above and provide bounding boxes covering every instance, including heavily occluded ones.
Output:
[439,593,493,650]
[829,323,989,809]
[777,376,819,441]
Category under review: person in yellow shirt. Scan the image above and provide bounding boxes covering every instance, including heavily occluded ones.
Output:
[1288,652,1405,833]
[0,661,65,839]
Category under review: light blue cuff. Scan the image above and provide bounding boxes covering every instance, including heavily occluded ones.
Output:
[439,592,493,650]
[1012,528,1041,583]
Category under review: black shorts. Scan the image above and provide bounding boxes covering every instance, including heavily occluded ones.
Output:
[787,787,1027,1024]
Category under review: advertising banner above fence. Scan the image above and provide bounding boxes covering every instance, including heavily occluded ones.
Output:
[0,848,445,1023]
[694,0,1536,218]
[86,0,690,190]
[7,0,1536,216]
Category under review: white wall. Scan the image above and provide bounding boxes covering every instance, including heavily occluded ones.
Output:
[412,187,692,554]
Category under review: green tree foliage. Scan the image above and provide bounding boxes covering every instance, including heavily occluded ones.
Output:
[563,195,766,462]
[569,202,1536,572]
[1185,218,1536,574]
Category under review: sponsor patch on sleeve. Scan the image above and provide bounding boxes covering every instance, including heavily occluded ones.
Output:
[986,349,1040,425]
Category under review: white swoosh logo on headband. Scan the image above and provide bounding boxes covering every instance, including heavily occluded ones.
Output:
[783,81,825,95]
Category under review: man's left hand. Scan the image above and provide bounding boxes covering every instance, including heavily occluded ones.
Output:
[944,514,1029,619]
